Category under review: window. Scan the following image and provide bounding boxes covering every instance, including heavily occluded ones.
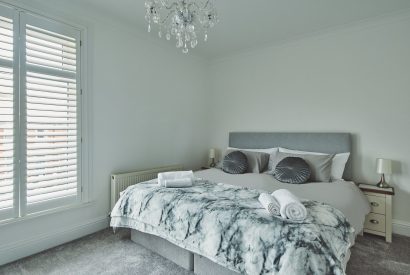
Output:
[0,4,84,221]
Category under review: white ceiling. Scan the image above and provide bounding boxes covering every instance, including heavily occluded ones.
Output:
[71,0,410,58]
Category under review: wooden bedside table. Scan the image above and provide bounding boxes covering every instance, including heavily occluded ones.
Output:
[358,183,394,242]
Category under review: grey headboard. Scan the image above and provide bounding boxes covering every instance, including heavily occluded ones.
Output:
[229,132,352,180]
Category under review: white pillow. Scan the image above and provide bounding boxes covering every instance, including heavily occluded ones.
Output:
[278,147,350,181]
[227,147,279,171]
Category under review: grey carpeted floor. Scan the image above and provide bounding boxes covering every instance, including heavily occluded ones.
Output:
[1,229,409,275]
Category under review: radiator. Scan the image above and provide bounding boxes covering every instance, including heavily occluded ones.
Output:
[110,165,183,210]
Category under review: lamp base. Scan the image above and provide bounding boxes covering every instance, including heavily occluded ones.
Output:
[209,158,216,168]
[377,174,391,188]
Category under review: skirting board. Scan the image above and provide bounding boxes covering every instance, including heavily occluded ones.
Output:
[393,219,410,237]
[0,216,109,266]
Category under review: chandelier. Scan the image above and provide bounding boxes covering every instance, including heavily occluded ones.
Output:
[144,0,218,53]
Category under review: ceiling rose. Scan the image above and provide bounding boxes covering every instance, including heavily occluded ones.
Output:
[145,0,218,54]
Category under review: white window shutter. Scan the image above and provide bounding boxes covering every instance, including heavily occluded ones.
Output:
[0,4,83,220]
[0,12,15,219]
[23,14,81,212]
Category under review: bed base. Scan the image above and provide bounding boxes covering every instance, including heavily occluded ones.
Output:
[131,229,194,271]
[131,229,239,275]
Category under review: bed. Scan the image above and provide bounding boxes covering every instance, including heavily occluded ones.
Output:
[110,132,370,275]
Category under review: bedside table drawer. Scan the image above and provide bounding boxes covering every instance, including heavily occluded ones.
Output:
[366,195,385,214]
[365,213,386,233]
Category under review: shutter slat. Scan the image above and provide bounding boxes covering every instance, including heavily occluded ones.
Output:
[27,136,76,143]
[0,83,12,88]
[27,118,77,124]
[27,182,77,197]
[0,151,13,158]
[0,33,12,39]
[28,72,76,84]
[27,159,76,170]
[27,152,77,164]
[27,164,77,177]
[27,125,76,131]
[27,147,76,157]
[0,200,13,209]
[27,142,76,150]
[0,90,13,95]
[27,91,77,103]
[0,185,13,195]
[27,176,77,189]
[28,171,77,184]
[27,113,77,119]
[27,44,76,61]
[26,27,76,46]
[27,86,76,95]
[27,79,76,89]
[27,188,76,204]
[0,166,13,173]
[27,49,77,64]
[0,143,13,150]
[25,37,76,52]
[27,130,77,137]
[0,98,13,103]
[0,192,13,202]
[27,57,76,73]
[0,181,13,188]
[0,159,13,166]
[25,21,79,207]
[27,101,77,108]
[27,97,76,107]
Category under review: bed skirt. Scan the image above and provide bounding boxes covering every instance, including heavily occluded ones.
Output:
[131,229,239,275]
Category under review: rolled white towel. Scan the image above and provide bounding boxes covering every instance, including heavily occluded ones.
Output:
[258,193,280,216]
[271,189,307,221]
[163,178,193,188]
[158,171,194,187]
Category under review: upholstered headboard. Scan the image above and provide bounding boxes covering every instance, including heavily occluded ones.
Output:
[229,132,352,180]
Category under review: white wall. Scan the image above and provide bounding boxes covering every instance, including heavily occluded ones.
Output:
[0,0,210,264]
[207,13,410,233]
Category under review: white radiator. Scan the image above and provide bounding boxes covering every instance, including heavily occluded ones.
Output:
[110,165,183,210]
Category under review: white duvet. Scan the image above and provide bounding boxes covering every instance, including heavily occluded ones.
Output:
[195,168,370,237]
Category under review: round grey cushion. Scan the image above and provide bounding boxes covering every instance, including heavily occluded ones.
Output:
[222,151,248,174]
[273,157,311,184]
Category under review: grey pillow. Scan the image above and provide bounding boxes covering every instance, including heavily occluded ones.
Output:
[273,157,311,184]
[270,152,334,182]
[222,151,248,174]
[226,149,269,173]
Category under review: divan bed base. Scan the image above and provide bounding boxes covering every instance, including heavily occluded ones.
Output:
[131,229,194,271]
[130,229,240,274]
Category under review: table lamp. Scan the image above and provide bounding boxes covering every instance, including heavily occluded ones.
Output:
[209,149,216,167]
[376,158,392,188]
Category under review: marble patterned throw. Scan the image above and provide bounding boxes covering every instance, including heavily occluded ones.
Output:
[110,180,353,275]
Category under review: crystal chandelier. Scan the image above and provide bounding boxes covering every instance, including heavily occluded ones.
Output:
[144,0,218,53]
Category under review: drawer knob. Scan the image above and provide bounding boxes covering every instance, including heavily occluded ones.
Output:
[370,202,379,207]
[370,219,379,224]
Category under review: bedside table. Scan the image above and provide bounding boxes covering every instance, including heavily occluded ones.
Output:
[359,183,394,242]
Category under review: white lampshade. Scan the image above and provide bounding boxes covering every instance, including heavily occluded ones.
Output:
[209,148,216,159]
[376,158,392,174]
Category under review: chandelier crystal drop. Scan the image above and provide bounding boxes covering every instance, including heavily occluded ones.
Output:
[145,0,218,54]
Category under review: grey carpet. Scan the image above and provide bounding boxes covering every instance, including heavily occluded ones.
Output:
[0,229,409,275]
